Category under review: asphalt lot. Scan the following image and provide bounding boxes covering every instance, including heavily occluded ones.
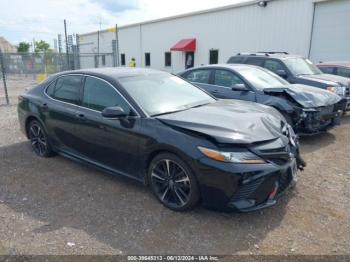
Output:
[0,77,349,255]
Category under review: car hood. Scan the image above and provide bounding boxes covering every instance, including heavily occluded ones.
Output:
[264,84,341,108]
[156,99,288,145]
[299,74,350,87]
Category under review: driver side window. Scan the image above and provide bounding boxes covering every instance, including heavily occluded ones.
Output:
[82,76,131,113]
[264,59,284,73]
[214,70,244,88]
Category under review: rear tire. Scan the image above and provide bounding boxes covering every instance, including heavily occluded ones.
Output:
[148,153,200,211]
[28,120,54,157]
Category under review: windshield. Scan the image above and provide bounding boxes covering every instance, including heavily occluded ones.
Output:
[236,67,289,90]
[119,73,215,116]
[284,58,322,76]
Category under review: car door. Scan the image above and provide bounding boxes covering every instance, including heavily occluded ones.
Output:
[44,74,84,155]
[211,69,256,101]
[183,69,215,94]
[74,75,141,177]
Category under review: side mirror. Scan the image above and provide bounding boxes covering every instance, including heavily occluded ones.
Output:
[232,83,248,91]
[276,69,288,79]
[102,106,127,118]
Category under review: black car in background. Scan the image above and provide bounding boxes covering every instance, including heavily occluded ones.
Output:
[18,68,305,212]
[179,64,342,135]
[227,52,350,112]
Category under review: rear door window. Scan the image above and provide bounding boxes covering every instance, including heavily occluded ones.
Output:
[227,56,244,64]
[337,67,350,78]
[49,75,82,105]
[185,70,211,84]
[319,66,335,74]
[245,57,264,66]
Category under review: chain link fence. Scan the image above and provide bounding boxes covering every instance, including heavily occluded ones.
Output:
[0,50,117,106]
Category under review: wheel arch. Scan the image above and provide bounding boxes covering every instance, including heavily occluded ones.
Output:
[144,146,196,186]
[24,115,48,139]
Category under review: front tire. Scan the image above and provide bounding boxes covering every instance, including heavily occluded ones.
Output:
[148,153,200,211]
[28,120,54,157]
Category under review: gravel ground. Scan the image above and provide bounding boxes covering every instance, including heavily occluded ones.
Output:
[0,77,349,255]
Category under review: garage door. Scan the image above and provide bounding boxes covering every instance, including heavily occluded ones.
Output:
[309,0,350,63]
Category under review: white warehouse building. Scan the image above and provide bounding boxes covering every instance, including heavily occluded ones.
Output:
[78,0,350,73]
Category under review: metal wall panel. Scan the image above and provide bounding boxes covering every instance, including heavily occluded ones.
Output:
[310,0,350,63]
[79,0,331,72]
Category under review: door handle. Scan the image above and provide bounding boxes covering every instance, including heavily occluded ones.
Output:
[42,103,48,108]
[76,113,85,118]
[212,90,219,94]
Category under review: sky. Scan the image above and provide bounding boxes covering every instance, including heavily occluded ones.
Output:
[0,0,249,49]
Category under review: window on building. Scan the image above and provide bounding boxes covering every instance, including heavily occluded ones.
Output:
[94,55,99,68]
[121,54,126,66]
[165,52,171,67]
[209,50,219,64]
[185,69,211,84]
[214,70,244,88]
[82,76,131,113]
[145,53,151,66]
[264,59,284,73]
[337,67,350,78]
[102,55,106,66]
[51,75,82,105]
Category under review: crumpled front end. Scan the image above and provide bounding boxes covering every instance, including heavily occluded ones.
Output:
[295,103,343,135]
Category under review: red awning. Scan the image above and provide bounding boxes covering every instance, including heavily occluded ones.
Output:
[170,38,196,51]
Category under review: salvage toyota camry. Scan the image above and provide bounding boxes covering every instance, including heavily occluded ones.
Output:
[18,68,305,212]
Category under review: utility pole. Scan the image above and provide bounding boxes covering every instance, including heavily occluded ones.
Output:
[64,19,70,70]
[97,30,100,68]
[115,24,119,66]
[0,48,9,105]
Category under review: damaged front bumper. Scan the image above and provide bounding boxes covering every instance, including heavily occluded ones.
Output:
[194,139,306,212]
[296,105,342,135]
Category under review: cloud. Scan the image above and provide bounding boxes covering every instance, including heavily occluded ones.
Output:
[0,0,249,47]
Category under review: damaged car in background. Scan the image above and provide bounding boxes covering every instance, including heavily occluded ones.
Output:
[18,68,305,212]
[179,64,342,135]
[227,52,350,113]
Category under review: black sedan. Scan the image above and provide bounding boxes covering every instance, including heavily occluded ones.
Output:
[18,68,305,212]
[179,64,343,135]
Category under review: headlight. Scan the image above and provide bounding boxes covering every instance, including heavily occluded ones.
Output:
[198,146,266,164]
[327,86,345,96]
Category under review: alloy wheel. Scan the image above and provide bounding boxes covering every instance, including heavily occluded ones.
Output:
[151,159,192,208]
[29,123,48,156]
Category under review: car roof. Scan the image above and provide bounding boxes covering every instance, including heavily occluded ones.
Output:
[233,52,303,59]
[56,67,165,79]
[182,63,263,72]
[317,61,350,67]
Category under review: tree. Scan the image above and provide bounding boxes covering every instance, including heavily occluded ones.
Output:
[35,40,51,53]
[17,42,30,53]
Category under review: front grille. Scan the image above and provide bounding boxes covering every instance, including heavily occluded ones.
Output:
[256,145,291,166]
[232,178,263,201]
[277,171,292,194]
[319,105,334,116]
